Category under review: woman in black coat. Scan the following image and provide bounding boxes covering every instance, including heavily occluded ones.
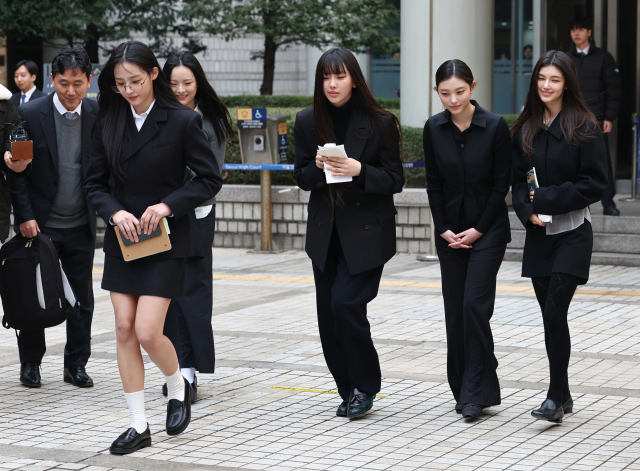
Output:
[511,51,607,423]
[424,60,511,420]
[84,41,222,453]
[294,48,403,419]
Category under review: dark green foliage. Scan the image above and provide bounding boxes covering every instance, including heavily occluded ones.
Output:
[220,95,400,109]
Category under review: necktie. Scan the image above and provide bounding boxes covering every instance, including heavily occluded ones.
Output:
[20,94,26,104]
[64,112,78,120]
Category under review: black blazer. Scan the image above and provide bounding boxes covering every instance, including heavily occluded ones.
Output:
[294,106,404,275]
[7,94,99,238]
[423,102,512,250]
[11,88,47,109]
[84,104,222,261]
[512,113,608,227]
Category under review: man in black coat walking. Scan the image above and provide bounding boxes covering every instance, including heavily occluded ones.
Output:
[568,17,621,215]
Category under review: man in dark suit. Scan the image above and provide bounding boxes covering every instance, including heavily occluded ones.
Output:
[7,47,98,389]
[11,60,47,108]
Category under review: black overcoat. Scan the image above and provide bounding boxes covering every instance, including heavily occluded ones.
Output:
[423,102,512,250]
[7,94,99,238]
[512,114,608,282]
[11,89,47,109]
[293,106,404,275]
[84,104,222,261]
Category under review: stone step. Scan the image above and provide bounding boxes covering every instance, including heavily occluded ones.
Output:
[504,248,640,267]
[508,229,640,254]
[508,211,640,234]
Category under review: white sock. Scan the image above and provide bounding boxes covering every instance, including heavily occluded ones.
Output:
[165,369,185,402]
[124,390,147,434]
[181,367,196,384]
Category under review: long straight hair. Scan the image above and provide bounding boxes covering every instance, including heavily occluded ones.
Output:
[92,40,184,180]
[163,51,234,143]
[313,48,401,158]
[510,50,598,159]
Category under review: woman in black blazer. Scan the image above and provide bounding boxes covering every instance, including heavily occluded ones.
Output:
[84,41,222,453]
[423,60,511,420]
[294,48,403,419]
[512,51,607,423]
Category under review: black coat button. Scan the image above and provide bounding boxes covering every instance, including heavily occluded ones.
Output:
[356,202,360,206]
[365,225,369,229]
[461,144,465,148]
[319,221,323,226]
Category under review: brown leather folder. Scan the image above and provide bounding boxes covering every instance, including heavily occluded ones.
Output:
[114,218,172,261]
[10,141,33,160]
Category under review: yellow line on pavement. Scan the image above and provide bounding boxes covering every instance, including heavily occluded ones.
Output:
[270,386,387,398]
[90,270,640,297]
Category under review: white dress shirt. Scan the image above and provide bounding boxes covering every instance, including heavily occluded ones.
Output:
[131,100,155,131]
[53,93,82,117]
[21,86,37,103]
[576,44,591,55]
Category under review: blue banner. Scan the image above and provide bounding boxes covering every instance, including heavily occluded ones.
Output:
[402,161,425,169]
[222,161,425,171]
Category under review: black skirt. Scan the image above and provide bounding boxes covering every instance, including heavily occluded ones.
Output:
[521,220,593,285]
[102,254,186,299]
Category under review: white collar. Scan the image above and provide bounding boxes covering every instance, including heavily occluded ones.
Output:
[23,86,37,99]
[576,44,590,55]
[53,93,82,116]
[194,104,202,116]
[131,100,156,120]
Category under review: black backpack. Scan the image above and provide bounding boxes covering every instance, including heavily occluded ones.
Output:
[0,233,76,330]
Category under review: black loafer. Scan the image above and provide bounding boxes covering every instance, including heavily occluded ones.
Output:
[562,397,574,414]
[20,363,41,388]
[163,376,197,403]
[63,366,94,388]
[603,206,620,216]
[109,425,151,454]
[336,400,348,417]
[166,377,192,436]
[455,402,464,414]
[531,398,564,423]
[347,388,373,419]
[462,403,483,419]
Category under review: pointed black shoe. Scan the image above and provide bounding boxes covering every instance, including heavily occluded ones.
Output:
[336,400,348,417]
[562,397,574,414]
[20,363,41,388]
[109,424,151,454]
[63,366,94,388]
[455,402,464,414]
[347,388,373,419]
[462,403,483,420]
[162,375,197,403]
[166,377,192,436]
[531,398,564,423]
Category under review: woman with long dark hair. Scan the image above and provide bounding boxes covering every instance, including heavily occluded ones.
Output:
[511,51,607,423]
[160,51,233,400]
[294,47,403,419]
[84,41,222,453]
[423,59,512,420]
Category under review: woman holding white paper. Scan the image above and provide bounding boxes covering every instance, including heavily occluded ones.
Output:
[511,51,608,423]
[293,47,403,419]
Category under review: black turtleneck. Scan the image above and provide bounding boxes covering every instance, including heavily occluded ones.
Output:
[328,98,354,145]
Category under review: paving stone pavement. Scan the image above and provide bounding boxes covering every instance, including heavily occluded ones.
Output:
[0,248,639,471]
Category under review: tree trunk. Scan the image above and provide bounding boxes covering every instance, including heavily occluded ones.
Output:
[260,35,277,95]
[85,24,100,63]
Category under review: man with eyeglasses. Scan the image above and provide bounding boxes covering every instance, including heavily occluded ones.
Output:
[7,47,99,389]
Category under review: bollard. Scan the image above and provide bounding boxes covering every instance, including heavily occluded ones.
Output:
[416,209,439,262]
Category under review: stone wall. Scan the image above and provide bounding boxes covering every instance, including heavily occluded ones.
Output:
[213,185,433,253]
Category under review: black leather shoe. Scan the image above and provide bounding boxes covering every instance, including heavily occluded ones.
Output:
[20,363,41,388]
[455,402,464,414]
[531,398,564,423]
[166,377,191,435]
[163,375,197,403]
[562,397,574,414]
[336,400,348,417]
[109,425,151,454]
[462,403,482,419]
[603,206,620,216]
[63,366,94,388]
[347,388,373,419]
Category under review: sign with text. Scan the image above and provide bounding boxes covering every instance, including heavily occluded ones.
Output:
[238,107,267,129]
[278,121,288,163]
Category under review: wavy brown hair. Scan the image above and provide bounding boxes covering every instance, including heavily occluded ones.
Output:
[510,50,598,159]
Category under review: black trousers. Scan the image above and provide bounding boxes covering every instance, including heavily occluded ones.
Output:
[164,207,216,373]
[312,227,384,401]
[18,224,95,368]
[601,132,617,209]
[437,244,506,407]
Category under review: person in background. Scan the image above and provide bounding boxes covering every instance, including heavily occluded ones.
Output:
[7,48,98,390]
[161,51,233,401]
[11,60,47,108]
[523,46,534,60]
[423,59,511,420]
[511,51,607,424]
[568,16,621,216]
[294,47,404,420]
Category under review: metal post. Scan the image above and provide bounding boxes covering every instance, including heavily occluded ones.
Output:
[260,170,272,251]
[620,113,639,201]
[416,209,439,262]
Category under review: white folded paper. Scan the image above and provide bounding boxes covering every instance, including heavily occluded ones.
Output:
[318,143,352,184]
